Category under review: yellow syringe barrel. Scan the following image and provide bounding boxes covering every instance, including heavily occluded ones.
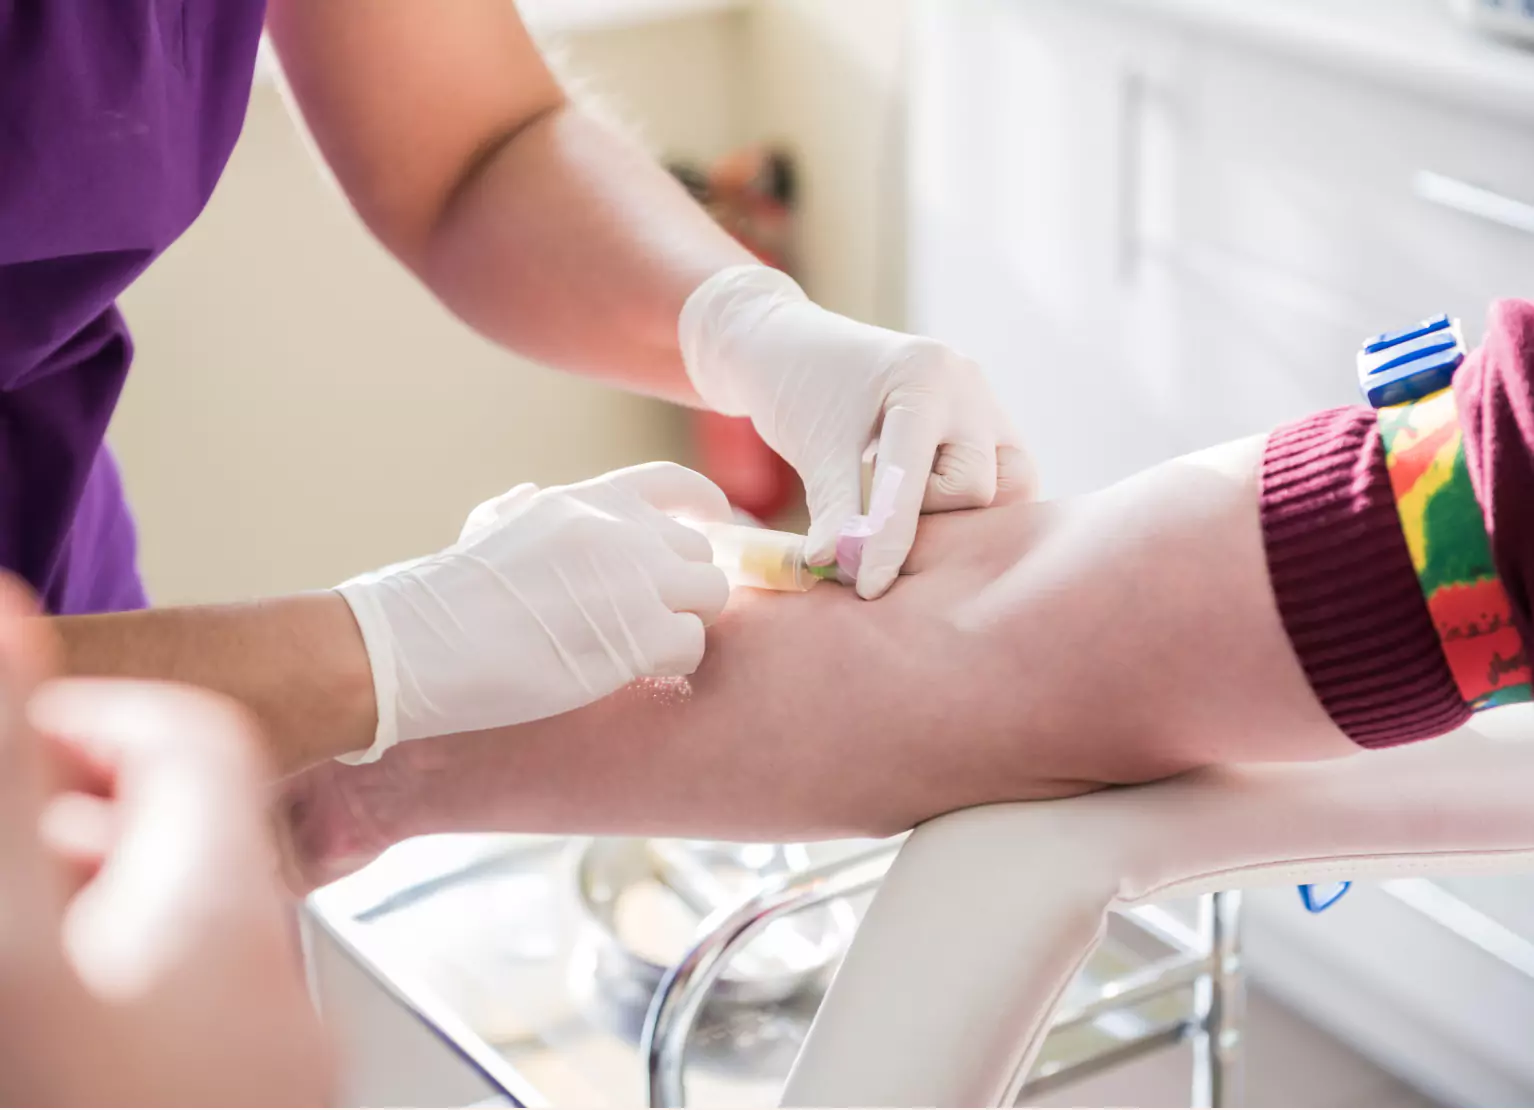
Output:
[691,521,839,593]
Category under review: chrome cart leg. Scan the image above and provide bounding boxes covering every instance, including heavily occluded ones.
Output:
[1190,891,1245,1107]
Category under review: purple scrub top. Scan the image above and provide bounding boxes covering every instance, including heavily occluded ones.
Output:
[0,1,266,613]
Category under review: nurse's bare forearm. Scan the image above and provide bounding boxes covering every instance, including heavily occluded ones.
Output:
[421,104,753,403]
[268,0,751,402]
[53,594,374,775]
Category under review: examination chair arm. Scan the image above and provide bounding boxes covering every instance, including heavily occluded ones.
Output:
[782,726,1534,1107]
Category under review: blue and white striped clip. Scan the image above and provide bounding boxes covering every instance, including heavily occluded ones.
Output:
[1357,313,1466,409]
[1298,881,1351,913]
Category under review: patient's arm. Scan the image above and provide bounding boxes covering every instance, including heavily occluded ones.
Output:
[282,435,1354,885]
[276,301,1534,889]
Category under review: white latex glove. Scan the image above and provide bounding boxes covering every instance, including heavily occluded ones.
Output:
[679,264,1033,599]
[334,463,732,764]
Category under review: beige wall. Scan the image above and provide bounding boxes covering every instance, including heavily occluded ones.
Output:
[746,0,909,328]
[543,9,750,159]
[113,2,907,605]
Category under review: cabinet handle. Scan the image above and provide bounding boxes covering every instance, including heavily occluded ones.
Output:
[1117,68,1148,281]
[1413,170,1534,238]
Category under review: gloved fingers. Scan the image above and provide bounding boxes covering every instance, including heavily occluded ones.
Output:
[993,413,1038,501]
[600,462,734,524]
[995,444,1039,502]
[651,511,718,565]
[655,560,731,626]
[921,433,1000,514]
[803,451,869,566]
[646,612,708,677]
[460,482,540,542]
[590,462,735,563]
[857,402,944,599]
[578,485,717,565]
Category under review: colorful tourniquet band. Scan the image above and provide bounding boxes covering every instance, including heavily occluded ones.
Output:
[1377,387,1533,709]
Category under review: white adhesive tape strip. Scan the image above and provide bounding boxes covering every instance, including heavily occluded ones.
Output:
[834,465,906,583]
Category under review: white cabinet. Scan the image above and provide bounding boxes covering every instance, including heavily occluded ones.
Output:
[1147,32,1534,438]
[910,0,1534,497]
[910,0,1183,496]
[910,0,1534,1102]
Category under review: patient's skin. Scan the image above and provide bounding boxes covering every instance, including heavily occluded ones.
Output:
[283,436,1357,889]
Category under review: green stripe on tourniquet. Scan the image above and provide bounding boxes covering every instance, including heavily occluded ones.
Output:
[1377,388,1533,709]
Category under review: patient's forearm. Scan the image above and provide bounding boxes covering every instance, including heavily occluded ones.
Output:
[280,437,1357,888]
[259,302,1534,880]
[287,588,964,859]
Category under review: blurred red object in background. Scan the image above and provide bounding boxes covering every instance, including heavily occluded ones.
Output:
[670,148,800,522]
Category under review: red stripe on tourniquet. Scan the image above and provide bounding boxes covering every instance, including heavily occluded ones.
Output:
[1387,416,1457,495]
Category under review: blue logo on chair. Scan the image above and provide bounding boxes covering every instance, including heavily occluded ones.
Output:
[1298,882,1351,913]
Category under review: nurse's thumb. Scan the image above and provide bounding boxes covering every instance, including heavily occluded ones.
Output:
[460,483,540,541]
[995,444,1038,502]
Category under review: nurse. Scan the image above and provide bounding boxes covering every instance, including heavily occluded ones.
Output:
[6,2,1026,765]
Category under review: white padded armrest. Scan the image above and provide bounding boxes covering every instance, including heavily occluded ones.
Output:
[782,727,1534,1107]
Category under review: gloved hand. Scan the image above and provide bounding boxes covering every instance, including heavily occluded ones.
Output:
[679,263,1033,598]
[335,462,732,764]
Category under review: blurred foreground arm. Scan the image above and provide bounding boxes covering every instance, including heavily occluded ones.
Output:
[266,0,745,403]
[0,582,332,1106]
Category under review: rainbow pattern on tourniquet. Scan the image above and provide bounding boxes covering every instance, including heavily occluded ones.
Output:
[1377,388,1533,709]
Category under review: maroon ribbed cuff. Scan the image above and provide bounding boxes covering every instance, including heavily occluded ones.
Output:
[1261,407,1468,748]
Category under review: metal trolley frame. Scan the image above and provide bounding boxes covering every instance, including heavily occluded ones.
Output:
[640,844,1245,1108]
